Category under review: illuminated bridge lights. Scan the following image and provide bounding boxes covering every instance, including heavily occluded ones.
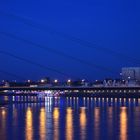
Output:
[124,90,126,93]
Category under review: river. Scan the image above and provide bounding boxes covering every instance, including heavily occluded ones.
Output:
[0,97,140,140]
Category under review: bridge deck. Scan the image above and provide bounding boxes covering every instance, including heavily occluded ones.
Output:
[1,86,140,91]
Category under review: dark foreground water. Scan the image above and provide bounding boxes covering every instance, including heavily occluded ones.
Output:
[0,97,140,140]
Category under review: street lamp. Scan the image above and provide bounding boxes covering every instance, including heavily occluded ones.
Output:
[67,79,71,86]
[27,80,31,83]
[54,79,58,83]
[41,79,45,83]
[120,73,122,80]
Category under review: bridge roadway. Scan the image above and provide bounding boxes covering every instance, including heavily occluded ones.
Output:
[0,86,140,92]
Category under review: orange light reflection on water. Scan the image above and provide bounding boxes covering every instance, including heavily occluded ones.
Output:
[25,107,33,140]
[94,108,100,140]
[0,108,7,140]
[66,108,73,140]
[80,107,87,140]
[53,107,59,140]
[39,107,46,140]
[120,107,127,140]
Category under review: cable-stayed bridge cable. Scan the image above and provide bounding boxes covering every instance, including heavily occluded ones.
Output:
[0,31,117,75]
[0,50,71,78]
[0,69,25,80]
[0,10,139,65]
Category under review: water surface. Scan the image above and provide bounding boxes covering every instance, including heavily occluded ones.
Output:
[0,97,140,140]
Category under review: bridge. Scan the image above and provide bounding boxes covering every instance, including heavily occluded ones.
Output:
[1,86,140,104]
[0,86,140,93]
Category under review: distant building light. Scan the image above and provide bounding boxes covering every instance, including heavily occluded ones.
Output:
[128,76,131,79]
[27,80,31,83]
[54,79,58,83]
[41,79,45,83]
[82,79,85,82]
[67,79,71,83]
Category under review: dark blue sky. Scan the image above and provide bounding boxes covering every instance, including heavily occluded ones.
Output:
[0,0,140,81]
